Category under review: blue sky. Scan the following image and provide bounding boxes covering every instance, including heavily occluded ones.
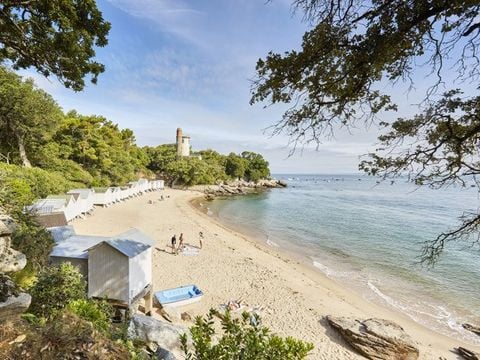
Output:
[19,0,465,174]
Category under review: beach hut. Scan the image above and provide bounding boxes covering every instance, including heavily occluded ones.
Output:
[157,180,165,190]
[67,189,95,216]
[49,234,109,276]
[93,187,115,207]
[138,179,149,193]
[35,213,68,228]
[47,225,76,243]
[111,187,122,203]
[47,194,80,220]
[87,229,154,306]
[119,186,131,200]
[27,195,79,222]
[128,181,140,196]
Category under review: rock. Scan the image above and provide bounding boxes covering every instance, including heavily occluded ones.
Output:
[156,347,177,360]
[325,316,419,360]
[181,312,192,322]
[463,323,480,337]
[127,314,188,357]
[161,306,181,322]
[0,292,31,322]
[456,347,479,360]
[277,180,288,187]
[0,220,27,273]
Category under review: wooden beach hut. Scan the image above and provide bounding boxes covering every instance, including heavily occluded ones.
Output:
[27,195,79,222]
[119,186,131,200]
[93,187,115,207]
[87,229,154,307]
[46,194,80,221]
[67,189,95,216]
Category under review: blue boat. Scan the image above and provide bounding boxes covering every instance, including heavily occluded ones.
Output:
[155,285,203,307]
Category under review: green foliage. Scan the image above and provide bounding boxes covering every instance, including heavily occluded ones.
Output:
[29,263,86,319]
[242,152,270,183]
[226,153,247,179]
[67,299,113,333]
[10,213,54,271]
[181,309,313,359]
[0,66,63,167]
[0,1,111,91]
[10,263,37,290]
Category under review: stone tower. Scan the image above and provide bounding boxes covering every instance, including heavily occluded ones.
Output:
[176,128,190,158]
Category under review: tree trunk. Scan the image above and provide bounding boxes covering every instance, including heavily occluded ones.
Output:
[15,132,31,168]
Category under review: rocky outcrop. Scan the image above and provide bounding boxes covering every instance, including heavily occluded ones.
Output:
[0,218,31,322]
[456,347,479,360]
[203,179,287,199]
[127,314,188,359]
[463,323,480,337]
[325,316,419,360]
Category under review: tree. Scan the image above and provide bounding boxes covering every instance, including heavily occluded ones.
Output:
[251,0,480,262]
[226,152,247,179]
[0,0,110,91]
[0,66,63,167]
[242,151,270,183]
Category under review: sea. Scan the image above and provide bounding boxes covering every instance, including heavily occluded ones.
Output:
[205,174,480,344]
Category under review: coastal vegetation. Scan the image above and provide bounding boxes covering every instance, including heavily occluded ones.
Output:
[252,0,480,263]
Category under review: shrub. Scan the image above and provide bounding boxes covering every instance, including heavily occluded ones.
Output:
[181,309,314,359]
[29,263,86,318]
[67,299,113,333]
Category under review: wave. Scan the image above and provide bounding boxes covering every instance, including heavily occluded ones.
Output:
[266,239,280,247]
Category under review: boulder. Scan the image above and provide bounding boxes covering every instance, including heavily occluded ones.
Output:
[325,316,419,360]
[0,290,31,322]
[0,220,27,273]
[277,180,288,187]
[463,323,480,337]
[156,347,177,360]
[127,314,188,357]
[456,347,479,360]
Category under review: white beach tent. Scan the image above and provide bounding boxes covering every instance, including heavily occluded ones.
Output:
[67,189,95,216]
[93,187,115,207]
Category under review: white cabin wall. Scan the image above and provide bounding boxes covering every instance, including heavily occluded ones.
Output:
[128,248,152,302]
[88,243,129,302]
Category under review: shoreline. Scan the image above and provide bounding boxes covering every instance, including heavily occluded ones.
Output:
[194,192,480,346]
[73,188,480,359]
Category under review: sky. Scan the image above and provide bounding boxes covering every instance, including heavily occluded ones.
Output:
[17,0,465,174]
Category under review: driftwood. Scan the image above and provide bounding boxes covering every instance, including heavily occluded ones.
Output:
[456,347,479,360]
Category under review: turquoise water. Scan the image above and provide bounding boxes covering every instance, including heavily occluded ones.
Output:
[206,175,480,343]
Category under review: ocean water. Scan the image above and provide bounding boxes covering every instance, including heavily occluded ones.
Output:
[206,175,480,344]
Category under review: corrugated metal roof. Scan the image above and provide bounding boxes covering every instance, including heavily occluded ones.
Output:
[50,235,109,259]
[27,199,65,214]
[47,225,76,243]
[104,238,150,258]
[93,229,154,258]
[47,194,75,202]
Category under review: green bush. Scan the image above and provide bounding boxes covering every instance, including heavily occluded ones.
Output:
[29,262,86,318]
[181,309,314,359]
[67,299,113,333]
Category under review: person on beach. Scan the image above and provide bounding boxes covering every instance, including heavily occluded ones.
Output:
[171,234,177,254]
[178,233,184,252]
[199,231,204,249]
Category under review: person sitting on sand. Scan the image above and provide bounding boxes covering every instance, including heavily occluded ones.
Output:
[171,234,177,254]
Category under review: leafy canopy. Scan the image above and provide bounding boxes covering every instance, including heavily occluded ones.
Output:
[0,0,111,91]
[252,0,480,263]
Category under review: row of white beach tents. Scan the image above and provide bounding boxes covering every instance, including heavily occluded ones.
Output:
[25,179,164,227]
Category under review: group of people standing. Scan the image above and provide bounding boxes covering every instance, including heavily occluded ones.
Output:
[170,231,205,254]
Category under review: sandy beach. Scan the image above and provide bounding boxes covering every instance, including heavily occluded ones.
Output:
[72,188,480,359]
